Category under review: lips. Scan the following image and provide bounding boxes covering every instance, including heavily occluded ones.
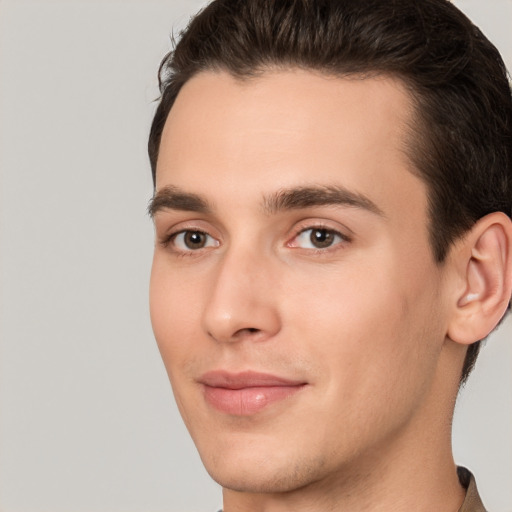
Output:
[199,371,307,416]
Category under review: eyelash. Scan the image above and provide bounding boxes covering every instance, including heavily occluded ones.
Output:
[159,229,214,250]
[288,224,351,252]
[159,224,351,255]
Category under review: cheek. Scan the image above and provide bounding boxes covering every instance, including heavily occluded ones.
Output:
[281,253,443,398]
[283,257,402,339]
[149,258,200,366]
[149,259,206,427]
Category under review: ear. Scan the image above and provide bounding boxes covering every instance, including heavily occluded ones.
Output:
[447,212,512,345]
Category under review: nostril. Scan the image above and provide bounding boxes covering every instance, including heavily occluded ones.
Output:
[232,327,260,338]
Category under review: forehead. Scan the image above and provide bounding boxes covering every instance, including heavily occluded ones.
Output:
[156,69,425,226]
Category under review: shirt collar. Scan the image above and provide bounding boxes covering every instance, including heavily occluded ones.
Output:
[457,467,487,512]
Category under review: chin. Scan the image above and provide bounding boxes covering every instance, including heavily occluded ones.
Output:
[207,466,312,494]
[200,447,329,494]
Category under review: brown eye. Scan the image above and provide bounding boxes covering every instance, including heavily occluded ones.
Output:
[309,229,336,248]
[290,227,346,250]
[183,231,207,249]
[171,230,218,251]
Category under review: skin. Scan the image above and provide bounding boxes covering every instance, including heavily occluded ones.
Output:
[150,70,470,511]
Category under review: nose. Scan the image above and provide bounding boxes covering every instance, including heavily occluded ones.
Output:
[201,246,281,344]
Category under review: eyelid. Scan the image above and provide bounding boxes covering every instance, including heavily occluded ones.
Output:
[156,218,352,253]
[156,219,221,250]
[163,227,214,242]
[286,221,352,250]
[174,230,219,250]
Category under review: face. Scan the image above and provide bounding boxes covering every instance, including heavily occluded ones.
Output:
[150,70,453,495]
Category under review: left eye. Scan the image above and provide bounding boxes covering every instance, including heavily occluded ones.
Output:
[172,230,218,251]
[292,228,345,249]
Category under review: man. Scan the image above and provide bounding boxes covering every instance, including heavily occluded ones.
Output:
[147,0,512,510]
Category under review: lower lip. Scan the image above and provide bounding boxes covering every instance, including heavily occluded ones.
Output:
[203,385,305,415]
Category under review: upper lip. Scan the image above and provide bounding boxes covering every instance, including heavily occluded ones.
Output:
[199,370,306,389]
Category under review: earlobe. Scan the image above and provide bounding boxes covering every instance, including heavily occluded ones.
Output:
[448,212,512,345]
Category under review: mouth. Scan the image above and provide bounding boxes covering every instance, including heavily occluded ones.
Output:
[199,370,308,416]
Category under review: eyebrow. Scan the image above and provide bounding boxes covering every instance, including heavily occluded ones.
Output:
[263,185,384,216]
[148,184,384,218]
[148,185,212,217]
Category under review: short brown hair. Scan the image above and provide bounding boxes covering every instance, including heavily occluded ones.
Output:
[148,0,512,383]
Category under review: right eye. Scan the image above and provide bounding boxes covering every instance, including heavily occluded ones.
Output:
[171,230,219,251]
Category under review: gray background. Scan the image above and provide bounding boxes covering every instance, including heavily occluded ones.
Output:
[0,1,510,511]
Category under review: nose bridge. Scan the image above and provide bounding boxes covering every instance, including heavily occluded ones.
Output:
[202,242,280,343]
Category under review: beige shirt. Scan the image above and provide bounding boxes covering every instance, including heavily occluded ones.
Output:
[458,467,487,512]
